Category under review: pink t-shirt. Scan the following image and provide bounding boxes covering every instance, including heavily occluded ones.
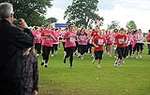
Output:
[64,31,76,48]
[132,33,138,48]
[41,29,55,47]
[78,33,88,45]
[127,33,134,45]
[32,30,42,44]
[133,33,138,42]
[53,31,60,44]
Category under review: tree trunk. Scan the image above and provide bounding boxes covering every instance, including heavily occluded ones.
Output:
[85,18,90,29]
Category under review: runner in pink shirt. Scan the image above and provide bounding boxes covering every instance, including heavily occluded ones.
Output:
[112,29,119,57]
[86,29,92,53]
[105,30,113,56]
[41,28,56,67]
[132,30,138,56]
[136,29,144,58]
[133,29,144,58]
[63,24,76,68]
[77,28,88,59]
[114,28,127,66]
[51,28,60,56]
[127,31,134,57]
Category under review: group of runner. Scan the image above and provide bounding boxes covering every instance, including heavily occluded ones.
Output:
[31,24,150,68]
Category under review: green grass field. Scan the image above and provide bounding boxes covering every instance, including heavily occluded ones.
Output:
[38,47,150,95]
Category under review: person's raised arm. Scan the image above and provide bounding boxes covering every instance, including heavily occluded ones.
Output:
[9,27,33,49]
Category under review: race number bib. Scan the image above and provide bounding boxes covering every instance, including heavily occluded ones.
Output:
[80,35,86,41]
[36,34,41,39]
[98,39,104,45]
[70,37,75,42]
[118,38,124,44]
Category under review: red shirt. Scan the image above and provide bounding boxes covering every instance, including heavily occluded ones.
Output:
[115,33,127,48]
[93,35,105,51]
[146,33,150,42]
[124,34,128,47]
[113,32,118,45]
[91,31,98,37]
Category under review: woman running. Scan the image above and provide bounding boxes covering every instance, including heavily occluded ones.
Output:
[77,28,88,59]
[63,25,77,68]
[41,28,56,68]
[92,31,106,68]
[114,28,127,67]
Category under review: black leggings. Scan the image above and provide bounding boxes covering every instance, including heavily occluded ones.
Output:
[123,47,128,58]
[64,47,75,67]
[133,43,144,54]
[35,43,41,54]
[133,43,137,54]
[148,44,150,55]
[116,47,124,60]
[88,43,94,53]
[128,45,132,56]
[52,44,58,54]
[42,46,52,63]
[136,43,144,53]
[78,45,87,55]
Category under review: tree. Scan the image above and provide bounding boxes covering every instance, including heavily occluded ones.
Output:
[126,20,137,31]
[0,0,53,26]
[64,0,102,28]
[108,20,120,30]
[47,17,58,24]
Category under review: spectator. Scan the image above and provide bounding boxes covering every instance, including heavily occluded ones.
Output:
[18,18,39,95]
[0,2,33,95]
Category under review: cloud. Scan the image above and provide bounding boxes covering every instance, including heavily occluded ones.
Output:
[46,7,66,23]
[46,0,71,23]
[100,0,150,32]
[114,0,150,10]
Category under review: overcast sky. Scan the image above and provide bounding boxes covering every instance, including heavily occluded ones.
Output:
[46,0,150,32]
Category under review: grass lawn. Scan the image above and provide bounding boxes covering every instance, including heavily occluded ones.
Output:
[38,46,150,95]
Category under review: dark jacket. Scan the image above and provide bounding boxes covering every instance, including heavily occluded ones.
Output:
[0,19,33,95]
